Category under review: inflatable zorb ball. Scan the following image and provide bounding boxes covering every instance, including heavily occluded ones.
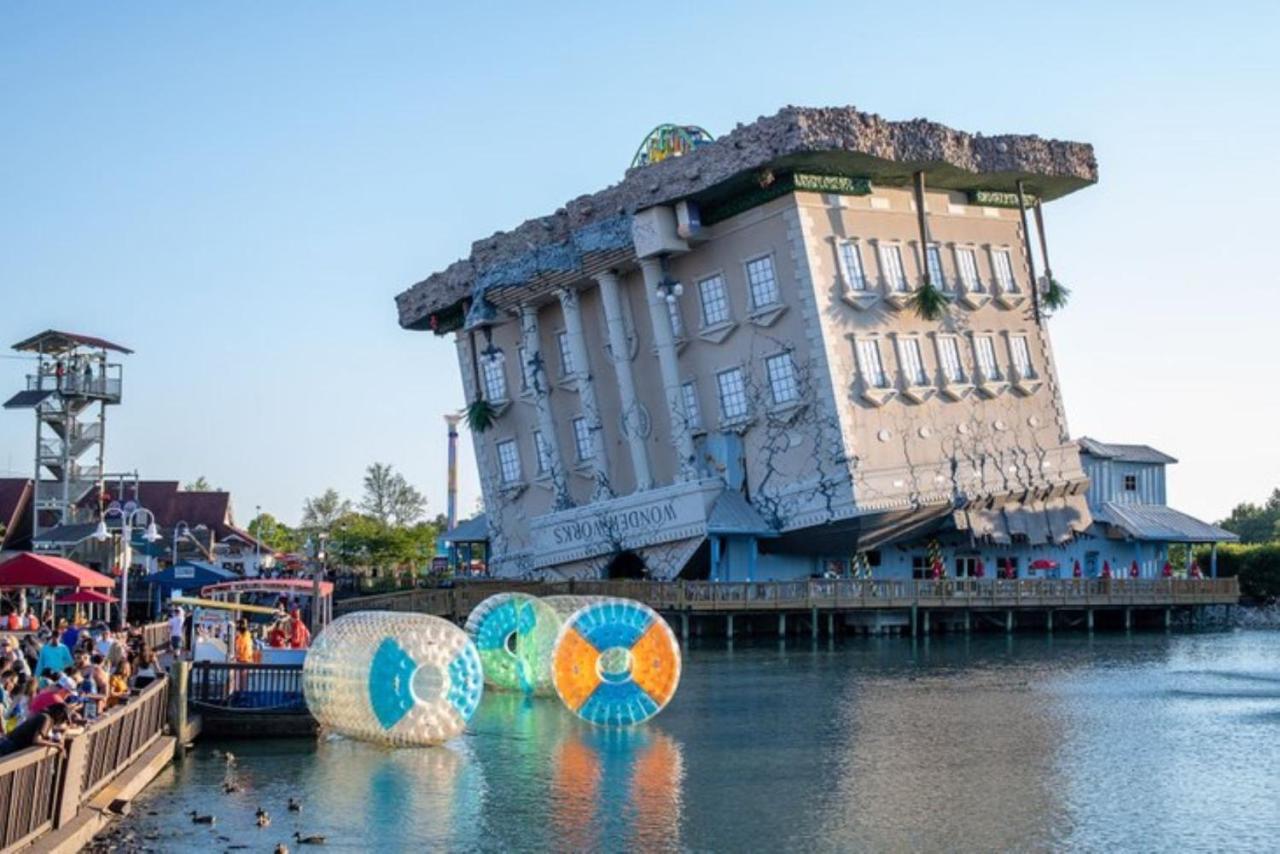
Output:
[465,593,562,695]
[303,611,483,747]
[552,599,681,726]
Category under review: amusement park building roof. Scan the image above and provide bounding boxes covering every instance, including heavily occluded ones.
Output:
[11,330,133,355]
[396,105,1097,330]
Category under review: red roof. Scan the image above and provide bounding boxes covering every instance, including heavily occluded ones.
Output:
[0,553,116,589]
[11,330,133,355]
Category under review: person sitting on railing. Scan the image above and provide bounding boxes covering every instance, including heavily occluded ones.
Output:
[6,677,36,730]
[0,701,71,756]
[105,660,131,710]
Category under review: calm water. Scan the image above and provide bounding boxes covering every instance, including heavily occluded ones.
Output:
[123,630,1279,852]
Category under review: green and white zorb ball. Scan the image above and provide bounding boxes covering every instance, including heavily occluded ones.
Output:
[302,611,483,747]
[464,592,561,696]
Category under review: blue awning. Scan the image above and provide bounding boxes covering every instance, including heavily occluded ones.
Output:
[144,561,238,590]
[707,490,776,537]
[442,514,488,544]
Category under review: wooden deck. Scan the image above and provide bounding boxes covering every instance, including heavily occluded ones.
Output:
[335,577,1239,624]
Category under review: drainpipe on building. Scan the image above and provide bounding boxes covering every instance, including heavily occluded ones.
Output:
[1015,180,1043,325]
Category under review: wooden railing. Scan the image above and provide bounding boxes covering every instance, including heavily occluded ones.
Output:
[78,676,170,799]
[140,620,170,652]
[0,745,62,851]
[334,577,1240,620]
[188,662,305,713]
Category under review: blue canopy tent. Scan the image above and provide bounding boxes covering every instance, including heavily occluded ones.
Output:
[145,561,238,612]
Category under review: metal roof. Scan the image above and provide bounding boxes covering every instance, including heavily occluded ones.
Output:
[1095,502,1238,543]
[1077,437,1178,465]
[2,389,56,410]
[442,514,489,543]
[11,330,133,355]
[707,490,776,537]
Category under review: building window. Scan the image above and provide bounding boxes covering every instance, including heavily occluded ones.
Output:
[556,332,575,377]
[997,556,1019,578]
[898,337,928,386]
[992,248,1019,293]
[533,430,551,474]
[911,555,930,580]
[1010,335,1036,378]
[956,247,983,292]
[572,416,593,461]
[938,336,966,383]
[716,367,749,422]
[975,335,1001,380]
[765,352,800,405]
[840,240,869,292]
[697,273,731,327]
[681,381,703,431]
[1124,474,1137,491]
[666,297,684,337]
[856,339,890,388]
[496,439,522,485]
[745,255,780,308]
[878,243,909,292]
[926,243,948,291]
[480,352,507,401]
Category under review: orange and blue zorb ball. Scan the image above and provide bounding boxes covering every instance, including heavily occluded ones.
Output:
[552,599,681,726]
[302,611,483,747]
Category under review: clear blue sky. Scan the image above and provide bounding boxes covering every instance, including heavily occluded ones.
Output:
[2,1,1277,526]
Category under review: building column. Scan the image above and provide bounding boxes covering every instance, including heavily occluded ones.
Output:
[638,258,697,481]
[595,271,653,492]
[1211,543,1218,578]
[710,536,721,582]
[520,304,573,510]
[557,287,612,501]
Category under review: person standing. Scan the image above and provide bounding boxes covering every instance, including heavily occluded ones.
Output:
[168,606,185,655]
[35,633,73,683]
[234,619,255,663]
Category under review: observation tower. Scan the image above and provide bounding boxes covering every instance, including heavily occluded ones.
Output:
[3,330,132,540]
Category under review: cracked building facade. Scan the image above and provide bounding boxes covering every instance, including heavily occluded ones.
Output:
[396,107,1235,581]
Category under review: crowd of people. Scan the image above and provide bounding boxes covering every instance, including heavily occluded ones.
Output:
[0,616,164,757]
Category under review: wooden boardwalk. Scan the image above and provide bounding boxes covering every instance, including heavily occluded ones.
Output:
[335,577,1239,633]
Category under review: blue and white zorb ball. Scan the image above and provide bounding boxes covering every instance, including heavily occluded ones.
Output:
[303,611,483,747]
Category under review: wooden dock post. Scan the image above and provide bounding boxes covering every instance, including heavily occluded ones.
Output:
[1086,609,1094,631]
[680,613,689,640]
[1005,610,1014,634]
[726,614,734,639]
[1046,610,1054,633]
[777,613,786,638]
[827,612,835,637]
[811,608,819,640]
[168,659,190,743]
[963,610,971,633]
[1124,607,1132,631]
[921,610,930,636]
[1164,608,1172,629]
[910,605,918,637]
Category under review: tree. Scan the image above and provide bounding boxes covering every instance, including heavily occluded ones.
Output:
[185,476,213,491]
[301,488,352,532]
[360,463,427,527]
[1218,488,1280,544]
[248,512,300,552]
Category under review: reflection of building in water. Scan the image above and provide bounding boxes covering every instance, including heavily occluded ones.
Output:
[553,728,684,852]
[813,642,1071,849]
[309,738,486,850]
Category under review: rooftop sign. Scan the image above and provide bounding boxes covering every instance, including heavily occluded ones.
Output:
[630,124,714,169]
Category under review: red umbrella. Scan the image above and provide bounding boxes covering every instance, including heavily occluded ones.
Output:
[974,559,986,579]
[1072,560,1082,578]
[1129,560,1140,578]
[1030,559,1059,571]
[1161,561,1173,578]
[1101,561,1113,578]
[0,553,117,589]
[931,559,944,580]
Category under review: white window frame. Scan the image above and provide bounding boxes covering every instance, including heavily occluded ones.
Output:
[856,338,891,389]
[496,439,522,485]
[955,245,984,293]
[1009,334,1035,378]
[480,351,508,402]
[877,242,909,293]
[991,247,1019,294]
[715,367,750,423]
[697,272,732,328]
[681,380,703,433]
[839,239,869,292]
[937,335,967,384]
[896,336,929,387]
[744,254,781,309]
[764,352,801,406]
[665,295,685,338]
[571,416,593,461]
[974,335,1002,380]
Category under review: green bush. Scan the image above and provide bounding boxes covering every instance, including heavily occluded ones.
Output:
[1193,542,1280,603]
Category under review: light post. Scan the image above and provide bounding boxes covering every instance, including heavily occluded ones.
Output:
[95,504,160,626]
[171,521,193,568]
[254,504,262,576]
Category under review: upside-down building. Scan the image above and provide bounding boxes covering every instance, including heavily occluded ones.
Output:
[396,107,1235,580]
